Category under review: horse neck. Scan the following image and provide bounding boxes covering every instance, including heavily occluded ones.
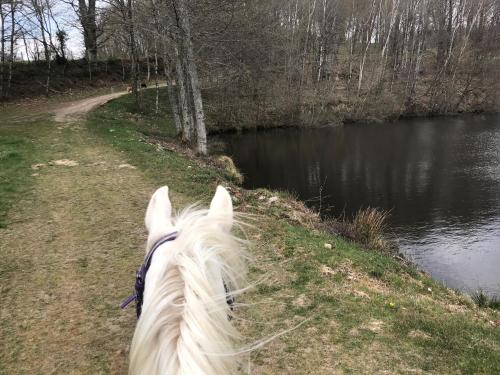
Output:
[129,224,242,375]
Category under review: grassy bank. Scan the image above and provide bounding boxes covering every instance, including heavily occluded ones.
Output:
[84,91,500,373]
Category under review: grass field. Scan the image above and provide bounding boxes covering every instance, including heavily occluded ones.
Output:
[0,89,499,374]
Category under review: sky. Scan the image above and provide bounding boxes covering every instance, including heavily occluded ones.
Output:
[15,1,84,60]
[51,2,84,58]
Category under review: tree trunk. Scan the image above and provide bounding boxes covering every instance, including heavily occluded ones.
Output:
[174,45,194,141]
[358,0,378,94]
[32,0,51,97]
[316,0,328,83]
[162,53,182,136]
[175,0,207,155]
[22,32,30,62]
[146,46,151,82]
[436,0,447,67]
[0,8,5,98]
[153,44,159,114]
[125,0,139,105]
[78,0,98,61]
[299,0,317,98]
[7,0,16,97]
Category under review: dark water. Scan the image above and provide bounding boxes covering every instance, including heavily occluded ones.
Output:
[221,114,500,296]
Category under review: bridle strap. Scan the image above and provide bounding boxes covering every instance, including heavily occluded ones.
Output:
[120,231,178,315]
[120,230,235,319]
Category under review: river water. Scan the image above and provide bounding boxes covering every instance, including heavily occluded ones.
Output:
[221,114,500,296]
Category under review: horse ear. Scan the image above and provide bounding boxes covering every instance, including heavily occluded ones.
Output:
[145,186,173,232]
[208,185,233,231]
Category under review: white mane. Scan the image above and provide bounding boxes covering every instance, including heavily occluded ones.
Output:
[129,186,248,375]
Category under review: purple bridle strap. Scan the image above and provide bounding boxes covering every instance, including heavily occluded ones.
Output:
[120,294,137,309]
[120,231,178,314]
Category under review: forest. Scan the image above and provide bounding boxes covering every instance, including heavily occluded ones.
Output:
[1,0,499,154]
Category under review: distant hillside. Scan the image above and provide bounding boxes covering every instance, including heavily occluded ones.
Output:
[1,59,154,101]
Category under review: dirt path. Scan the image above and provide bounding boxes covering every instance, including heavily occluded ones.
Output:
[0,104,170,374]
[53,84,167,122]
[53,92,128,122]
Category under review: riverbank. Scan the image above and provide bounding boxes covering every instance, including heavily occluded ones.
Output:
[85,93,500,373]
[1,93,499,373]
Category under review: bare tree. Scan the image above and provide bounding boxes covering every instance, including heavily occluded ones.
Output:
[172,0,207,154]
[6,0,19,97]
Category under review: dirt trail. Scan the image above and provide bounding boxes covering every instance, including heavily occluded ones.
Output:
[0,103,170,374]
[53,91,128,122]
[53,84,167,122]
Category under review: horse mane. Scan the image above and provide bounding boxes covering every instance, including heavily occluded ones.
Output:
[129,206,249,375]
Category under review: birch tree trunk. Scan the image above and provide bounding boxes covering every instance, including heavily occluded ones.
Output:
[146,46,151,82]
[381,0,400,58]
[358,0,378,94]
[153,41,159,114]
[174,44,194,141]
[287,0,299,92]
[175,0,207,155]
[299,0,317,97]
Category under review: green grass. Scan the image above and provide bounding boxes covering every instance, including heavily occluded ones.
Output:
[86,89,227,199]
[0,111,51,228]
[2,90,498,373]
[85,90,500,374]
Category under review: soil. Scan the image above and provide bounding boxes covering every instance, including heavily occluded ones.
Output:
[53,92,129,122]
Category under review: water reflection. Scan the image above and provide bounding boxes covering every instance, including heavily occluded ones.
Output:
[221,114,500,296]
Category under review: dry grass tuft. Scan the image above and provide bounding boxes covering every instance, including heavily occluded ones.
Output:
[216,155,244,184]
[325,207,393,252]
[351,207,389,247]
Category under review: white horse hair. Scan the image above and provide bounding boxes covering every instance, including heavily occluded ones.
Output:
[129,185,249,375]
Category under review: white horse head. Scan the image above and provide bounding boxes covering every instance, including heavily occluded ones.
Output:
[129,185,248,375]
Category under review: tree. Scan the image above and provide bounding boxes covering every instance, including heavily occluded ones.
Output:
[74,0,98,61]
[172,0,207,154]
[55,29,68,61]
